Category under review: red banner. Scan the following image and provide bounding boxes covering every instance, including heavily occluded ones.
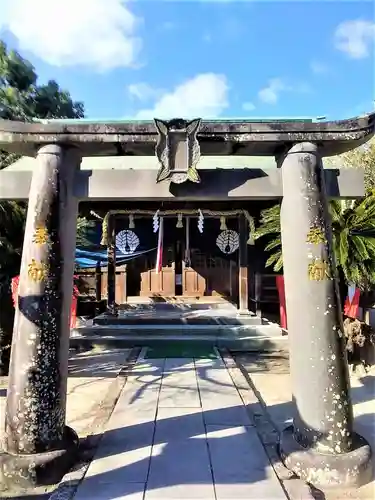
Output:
[344,286,361,319]
[155,217,164,274]
[11,275,79,329]
[276,275,287,329]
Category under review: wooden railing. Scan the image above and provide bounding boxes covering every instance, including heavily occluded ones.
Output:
[249,272,280,319]
[75,265,127,304]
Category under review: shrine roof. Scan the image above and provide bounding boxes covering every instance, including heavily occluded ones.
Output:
[0,112,374,157]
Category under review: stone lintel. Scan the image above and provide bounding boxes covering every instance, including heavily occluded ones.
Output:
[0,112,374,156]
[0,168,364,201]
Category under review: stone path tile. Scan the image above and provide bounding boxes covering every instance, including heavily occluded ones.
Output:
[206,425,286,499]
[73,354,287,500]
[154,407,205,442]
[74,480,145,500]
[146,439,215,499]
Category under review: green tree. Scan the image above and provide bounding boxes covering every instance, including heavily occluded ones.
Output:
[0,41,85,375]
[328,137,375,193]
[254,195,375,292]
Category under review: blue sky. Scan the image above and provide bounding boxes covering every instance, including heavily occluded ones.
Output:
[1,0,374,120]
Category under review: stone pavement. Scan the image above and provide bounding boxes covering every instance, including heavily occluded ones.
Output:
[236,352,375,500]
[0,347,130,498]
[73,352,287,500]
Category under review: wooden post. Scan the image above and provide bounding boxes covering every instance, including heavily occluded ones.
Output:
[107,215,116,315]
[115,265,127,305]
[2,144,80,487]
[238,215,248,312]
[95,261,101,302]
[254,272,262,317]
[95,261,101,315]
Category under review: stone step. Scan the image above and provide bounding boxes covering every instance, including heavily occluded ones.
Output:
[93,315,263,326]
[71,323,282,337]
[69,333,288,352]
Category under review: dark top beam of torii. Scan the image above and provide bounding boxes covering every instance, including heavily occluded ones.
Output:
[0,113,374,158]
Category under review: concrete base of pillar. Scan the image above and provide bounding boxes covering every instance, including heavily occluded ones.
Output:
[0,426,79,491]
[280,425,372,489]
[237,308,250,316]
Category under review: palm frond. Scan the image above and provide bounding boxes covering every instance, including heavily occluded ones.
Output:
[256,194,375,290]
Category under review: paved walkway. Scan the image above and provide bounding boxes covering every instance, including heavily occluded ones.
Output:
[73,353,287,500]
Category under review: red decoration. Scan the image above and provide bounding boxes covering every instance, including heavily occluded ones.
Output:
[276,275,287,329]
[11,275,79,329]
[156,217,164,274]
[344,286,361,319]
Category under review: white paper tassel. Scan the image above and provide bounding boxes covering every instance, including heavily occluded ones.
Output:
[152,210,160,233]
[197,209,204,233]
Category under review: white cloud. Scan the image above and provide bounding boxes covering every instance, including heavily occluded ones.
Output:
[242,102,256,111]
[334,20,375,59]
[257,78,311,105]
[128,83,162,102]
[258,78,288,105]
[310,60,329,74]
[134,73,229,119]
[0,0,142,71]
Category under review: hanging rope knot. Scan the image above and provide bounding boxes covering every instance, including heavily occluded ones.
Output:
[220,216,227,231]
[129,214,135,229]
[176,213,183,228]
[244,210,255,245]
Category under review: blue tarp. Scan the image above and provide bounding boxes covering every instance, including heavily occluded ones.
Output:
[75,247,156,269]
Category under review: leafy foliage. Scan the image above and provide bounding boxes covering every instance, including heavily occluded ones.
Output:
[330,196,375,289]
[253,204,283,272]
[328,137,375,193]
[0,41,84,121]
[254,194,375,291]
[76,217,96,248]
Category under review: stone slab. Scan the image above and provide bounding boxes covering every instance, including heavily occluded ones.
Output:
[146,438,215,499]
[74,480,145,500]
[206,425,286,499]
[72,354,287,500]
[154,407,206,442]
[158,388,201,408]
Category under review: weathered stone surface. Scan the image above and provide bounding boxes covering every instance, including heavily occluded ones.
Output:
[1,144,81,488]
[0,167,365,202]
[0,113,374,156]
[0,426,79,489]
[279,142,372,487]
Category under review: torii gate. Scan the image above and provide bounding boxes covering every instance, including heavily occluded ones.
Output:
[0,114,373,490]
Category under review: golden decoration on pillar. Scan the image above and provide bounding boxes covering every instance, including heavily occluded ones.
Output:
[32,226,49,245]
[306,226,326,245]
[176,213,183,228]
[308,259,331,281]
[28,259,49,282]
[220,216,227,231]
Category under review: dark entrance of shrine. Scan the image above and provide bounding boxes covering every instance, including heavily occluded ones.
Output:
[115,214,238,302]
[124,216,239,301]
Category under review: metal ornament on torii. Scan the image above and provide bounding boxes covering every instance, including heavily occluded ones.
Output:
[0,114,374,490]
